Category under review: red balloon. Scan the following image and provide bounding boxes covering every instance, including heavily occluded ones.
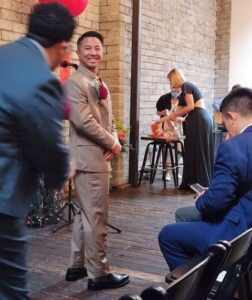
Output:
[39,0,89,17]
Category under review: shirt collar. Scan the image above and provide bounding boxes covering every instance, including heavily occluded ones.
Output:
[28,38,51,68]
[78,64,99,80]
[240,123,252,133]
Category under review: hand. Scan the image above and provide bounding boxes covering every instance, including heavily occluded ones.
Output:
[103,150,115,161]
[169,113,177,121]
[181,114,188,122]
[176,116,185,122]
[111,142,122,156]
[68,159,76,179]
[159,115,171,123]
[161,109,169,116]
[154,119,162,124]
[194,187,208,200]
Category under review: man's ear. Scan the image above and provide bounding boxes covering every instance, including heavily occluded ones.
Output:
[58,41,69,55]
[226,111,238,122]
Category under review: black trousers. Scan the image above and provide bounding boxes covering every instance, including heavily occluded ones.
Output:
[0,212,30,300]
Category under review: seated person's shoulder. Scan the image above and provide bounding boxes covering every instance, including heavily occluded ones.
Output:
[158,92,171,100]
[156,92,172,111]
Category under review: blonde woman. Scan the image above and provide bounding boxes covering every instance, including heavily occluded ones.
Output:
[158,68,214,189]
[156,90,185,180]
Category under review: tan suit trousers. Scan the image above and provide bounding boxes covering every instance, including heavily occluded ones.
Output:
[69,171,110,278]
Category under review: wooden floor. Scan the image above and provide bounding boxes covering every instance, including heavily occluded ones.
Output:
[28,179,194,300]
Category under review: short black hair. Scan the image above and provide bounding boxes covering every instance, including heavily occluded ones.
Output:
[231,84,242,91]
[27,2,76,48]
[77,31,104,48]
[220,87,252,116]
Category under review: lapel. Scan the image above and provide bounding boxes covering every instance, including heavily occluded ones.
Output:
[78,64,97,80]
[77,65,111,127]
[77,65,110,110]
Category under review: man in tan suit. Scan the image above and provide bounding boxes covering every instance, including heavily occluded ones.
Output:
[65,31,129,291]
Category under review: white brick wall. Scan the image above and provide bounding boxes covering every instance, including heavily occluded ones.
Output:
[215,0,231,98]
[138,0,218,164]
[0,0,232,185]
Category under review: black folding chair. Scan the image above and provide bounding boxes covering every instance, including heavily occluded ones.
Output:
[136,243,228,300]
[141,286,167,300]
[162,243,228,300]
[209,227,252,300]
[118,295,142,300]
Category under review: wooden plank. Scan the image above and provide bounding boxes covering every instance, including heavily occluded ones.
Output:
[28,181,194,299]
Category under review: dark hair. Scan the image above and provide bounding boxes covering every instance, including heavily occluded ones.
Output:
[27,3,76,48]
[231,84,242,91]
[220,87,252,116]
[77,31,104,48]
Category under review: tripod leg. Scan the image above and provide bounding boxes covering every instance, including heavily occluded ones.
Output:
[52,217,73,233]
[52,202,77,233]
[52,179,77,233]
[107,223,122,233]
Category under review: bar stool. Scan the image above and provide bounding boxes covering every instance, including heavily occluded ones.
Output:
[151,141,176,188]
[151,140,184,188]
[138,140,162,186]
[138,136,184,189]
[172,140,185,185]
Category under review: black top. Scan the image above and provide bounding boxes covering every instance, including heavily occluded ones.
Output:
[156,92,185,112]
[179,81,202,106]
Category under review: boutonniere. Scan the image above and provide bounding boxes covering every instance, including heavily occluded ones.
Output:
[94,78,108,102]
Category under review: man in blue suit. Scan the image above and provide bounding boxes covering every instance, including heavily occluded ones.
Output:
[0,3,75,299]
[159,87,252,271]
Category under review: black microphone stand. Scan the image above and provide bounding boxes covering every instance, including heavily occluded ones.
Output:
[52,179,121,234]
[108,223,121,233]
[52,179,77,233]
[60,60,78,70]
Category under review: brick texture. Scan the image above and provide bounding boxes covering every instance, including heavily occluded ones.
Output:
[0,0,232,187]
[137,0,217,165]
[215,0,231,98]
[100,0,132,186]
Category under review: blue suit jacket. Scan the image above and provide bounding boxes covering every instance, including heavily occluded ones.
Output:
[0,37,69,217]
[195,125,252,246]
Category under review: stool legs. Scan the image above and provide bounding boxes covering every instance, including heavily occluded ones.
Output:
[149,143,158,184]
[150,144,163,184]
[167,144,177,187]
[138,140,184,189]
[138,142,158,187]
[138,142,153,187]
[175,141,184,185]
[163,145,168,189]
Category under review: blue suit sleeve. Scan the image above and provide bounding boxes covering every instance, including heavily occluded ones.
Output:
[16,78,69,188]
[195,142,239,216]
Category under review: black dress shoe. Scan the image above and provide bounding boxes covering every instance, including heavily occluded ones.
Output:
[65,267,88,281]
[88,273,129,290]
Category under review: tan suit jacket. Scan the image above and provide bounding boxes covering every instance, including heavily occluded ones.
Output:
[67,65,116,172]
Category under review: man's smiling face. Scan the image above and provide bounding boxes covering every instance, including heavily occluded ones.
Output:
[77,36,104,73]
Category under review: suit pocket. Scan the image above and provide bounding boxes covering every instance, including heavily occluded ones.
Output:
[225,210,241,224]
